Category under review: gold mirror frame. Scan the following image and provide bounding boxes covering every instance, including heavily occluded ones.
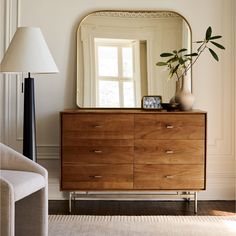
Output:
[76,10,192,108]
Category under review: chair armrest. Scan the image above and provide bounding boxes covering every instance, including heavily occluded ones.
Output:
[0,176,15,236]
[0,143,47,179]
[0,177,14,195]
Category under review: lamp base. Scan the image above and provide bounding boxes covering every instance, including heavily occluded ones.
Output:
[23,76,37,161]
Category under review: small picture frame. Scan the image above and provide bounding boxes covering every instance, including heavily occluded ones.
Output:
[142,95,162,109]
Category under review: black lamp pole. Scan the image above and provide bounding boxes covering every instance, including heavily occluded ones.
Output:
[23,72,37,161]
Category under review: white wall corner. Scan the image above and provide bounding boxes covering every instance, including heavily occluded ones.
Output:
[0,0,6,143]
[233,0,236,200]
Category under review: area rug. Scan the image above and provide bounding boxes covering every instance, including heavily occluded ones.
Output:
[49,215,236,236]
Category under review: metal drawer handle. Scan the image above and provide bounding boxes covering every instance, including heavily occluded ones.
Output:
[166,124,174,129]
[94,125,102,128]
[89,175,102,179]
[165,175,173,179]
[165,150,174,154]
[93,150,102,154]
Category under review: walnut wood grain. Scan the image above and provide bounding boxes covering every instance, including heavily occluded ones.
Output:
[62,144,133,164]
[62,139,134,164]
[60,110,207,193]
[134,164,205,190]
[62,130,133,140]
[62,114,134,131]
[135,114,205,140]
[134,140,204,164]
[62,164,133,190]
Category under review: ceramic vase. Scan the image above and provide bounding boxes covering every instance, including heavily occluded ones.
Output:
[169,80,181,105]
[175,76,195,111]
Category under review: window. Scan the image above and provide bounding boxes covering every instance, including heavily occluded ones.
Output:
[94,38,140,107]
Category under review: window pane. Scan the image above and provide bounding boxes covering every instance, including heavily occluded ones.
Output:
[98,81,119,107]
[98,46,118,77]
[122,47,133,78]
[123,81,135,107]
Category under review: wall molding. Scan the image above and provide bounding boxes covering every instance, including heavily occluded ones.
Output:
[206,0,235,158]
[233,0,236,201]
[2,0,13,144]
[37,145,60,160]
[2,0,59,159]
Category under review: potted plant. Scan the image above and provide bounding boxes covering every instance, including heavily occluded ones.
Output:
[156,26,225,110]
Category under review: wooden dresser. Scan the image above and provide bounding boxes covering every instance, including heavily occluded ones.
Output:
[60,109,207,213]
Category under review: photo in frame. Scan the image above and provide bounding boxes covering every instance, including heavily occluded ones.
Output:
[142,96,162,109]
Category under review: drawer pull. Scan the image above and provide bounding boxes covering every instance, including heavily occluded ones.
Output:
[166,124,174,129]
[94,125,102,128]
[165,150,174,154]
[93,150,102,154]
[165,175,173,179]
[89,175,102,179]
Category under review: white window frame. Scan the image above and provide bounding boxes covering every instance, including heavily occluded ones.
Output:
[94,39,141,107]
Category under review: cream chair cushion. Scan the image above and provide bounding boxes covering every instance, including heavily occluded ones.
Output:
[1,170,45,201]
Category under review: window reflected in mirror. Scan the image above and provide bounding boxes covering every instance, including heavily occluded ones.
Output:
[95,39,139,107]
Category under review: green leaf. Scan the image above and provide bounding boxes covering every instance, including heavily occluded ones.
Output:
[169,67,174,74]
[173,50,178,54]
[209,48,219,61]
[167,56,178,63]
[210,41,225,50]
[194,41,204,43]
[179,57,185,64]
[178,48,187,53]
[205,26,212,40]
[184,53,198,57]
[186,57,192,61]
[172,64,179,74]
[209,35,222,40]
[160,53,174,57]
[156,62,167,66]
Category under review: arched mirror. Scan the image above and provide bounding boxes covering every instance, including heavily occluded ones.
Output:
[76,11,192,108]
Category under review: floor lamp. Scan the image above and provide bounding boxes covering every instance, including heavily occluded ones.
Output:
[0,27,59,161]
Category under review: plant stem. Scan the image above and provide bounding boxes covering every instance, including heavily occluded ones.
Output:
[181,43,207,77]
[175,71,181,81]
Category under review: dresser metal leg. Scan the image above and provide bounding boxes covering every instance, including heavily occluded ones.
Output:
[182,191,191,202]
[187,191,191,202]
[194,191,198,214]
[69,192,72,213]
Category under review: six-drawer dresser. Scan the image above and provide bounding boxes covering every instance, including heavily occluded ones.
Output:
[60,109,207,213]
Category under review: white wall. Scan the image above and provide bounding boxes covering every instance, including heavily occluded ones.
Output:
[0,0,4,142]
[0,0,235,200]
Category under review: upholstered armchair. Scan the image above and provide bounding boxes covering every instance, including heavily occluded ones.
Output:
[0,143,48,236]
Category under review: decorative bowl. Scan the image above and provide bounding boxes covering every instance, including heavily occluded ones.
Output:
[161,103,180,111]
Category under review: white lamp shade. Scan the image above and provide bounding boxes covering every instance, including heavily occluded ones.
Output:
[0,27,59,73]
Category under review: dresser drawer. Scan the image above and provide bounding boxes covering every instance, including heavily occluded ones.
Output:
[62,139,133,164]
[62,164,133,190]
[62,114,134,139]
[134,164,205,190]
[134,140,205,164]
[135,114,205,140]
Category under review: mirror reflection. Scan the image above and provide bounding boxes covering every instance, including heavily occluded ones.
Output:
[76,11,192,108]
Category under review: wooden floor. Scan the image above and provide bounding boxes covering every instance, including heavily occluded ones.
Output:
[49,200,236,216]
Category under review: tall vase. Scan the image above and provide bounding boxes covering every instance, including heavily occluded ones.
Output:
[169,80,181,105]
[175,76,195,111]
